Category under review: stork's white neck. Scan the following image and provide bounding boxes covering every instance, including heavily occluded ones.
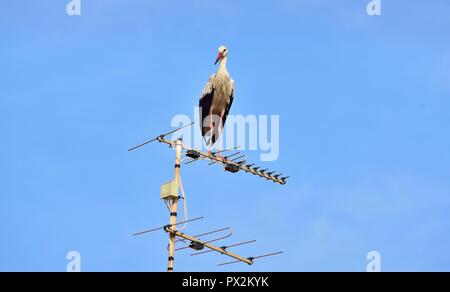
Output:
[218,56,228,74]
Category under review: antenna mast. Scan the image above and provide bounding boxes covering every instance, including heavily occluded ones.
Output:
[167,137,182,272]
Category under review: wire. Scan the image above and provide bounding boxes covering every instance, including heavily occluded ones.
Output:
[164,198,171,211]
[177,176,188,230]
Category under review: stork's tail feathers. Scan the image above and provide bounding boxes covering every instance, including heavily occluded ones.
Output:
[202,126,220,146]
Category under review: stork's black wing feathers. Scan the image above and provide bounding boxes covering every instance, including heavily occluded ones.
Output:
[221,88,234,130]
[199,75,215,142]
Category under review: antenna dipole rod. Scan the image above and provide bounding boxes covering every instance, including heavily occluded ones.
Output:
[132,216,204,236]
[167,138,183,272]
[127,137,158,152]
[127,122,194,152]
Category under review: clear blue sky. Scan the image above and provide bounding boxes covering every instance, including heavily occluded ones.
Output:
[1,0,450,271]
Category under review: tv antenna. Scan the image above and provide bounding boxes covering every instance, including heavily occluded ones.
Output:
[133,217,283,267]
[129,122,286,271]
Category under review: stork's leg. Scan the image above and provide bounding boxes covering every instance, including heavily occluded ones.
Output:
[208,111,213,156]
[217,112,224,159]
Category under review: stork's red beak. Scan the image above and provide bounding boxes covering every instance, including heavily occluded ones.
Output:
[214,52,223,65]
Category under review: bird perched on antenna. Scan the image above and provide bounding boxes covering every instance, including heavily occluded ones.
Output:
[199,45,234,156]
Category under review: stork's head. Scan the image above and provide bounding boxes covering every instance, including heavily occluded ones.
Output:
[214,45,228,65]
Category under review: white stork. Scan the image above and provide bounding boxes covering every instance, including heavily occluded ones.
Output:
[199,45,234,155]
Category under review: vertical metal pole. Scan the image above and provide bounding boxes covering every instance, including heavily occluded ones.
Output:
[167,138,182,272]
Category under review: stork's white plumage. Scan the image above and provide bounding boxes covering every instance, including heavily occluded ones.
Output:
[199,45,234,148]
